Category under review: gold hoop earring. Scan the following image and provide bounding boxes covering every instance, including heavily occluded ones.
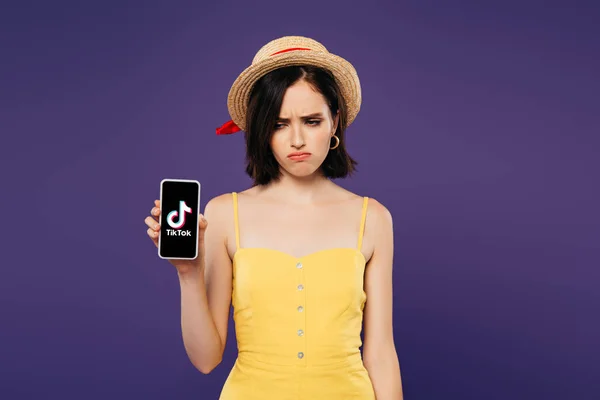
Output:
[330,135,340,150]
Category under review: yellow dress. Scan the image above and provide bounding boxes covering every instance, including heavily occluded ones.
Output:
[219,192,376,400]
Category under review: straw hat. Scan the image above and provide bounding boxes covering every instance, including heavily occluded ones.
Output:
[216,35,362,135]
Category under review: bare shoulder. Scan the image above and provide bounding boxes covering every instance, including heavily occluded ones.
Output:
[362,197,394,262]
[327,184,367,205]
[338,185,393,224]
[203,192,236,233]
[204,192,234,217]
[366,197,393,228]
[203,192,239,257]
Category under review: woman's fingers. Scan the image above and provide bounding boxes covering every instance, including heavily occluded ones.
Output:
[147,228,159,245]
[146,201,162,247]
[145,216,160,231]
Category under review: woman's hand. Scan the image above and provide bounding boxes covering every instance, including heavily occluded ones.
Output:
[145,199,208,275]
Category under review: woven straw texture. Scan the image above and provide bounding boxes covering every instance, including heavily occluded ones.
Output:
[226,36,362,132]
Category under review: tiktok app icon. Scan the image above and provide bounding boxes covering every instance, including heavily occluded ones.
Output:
[166,200,193,237]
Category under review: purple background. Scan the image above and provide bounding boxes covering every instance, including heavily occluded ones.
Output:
[2,1,599,399]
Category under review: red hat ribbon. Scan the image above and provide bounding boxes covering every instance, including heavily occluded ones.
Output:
[216,119,241,135]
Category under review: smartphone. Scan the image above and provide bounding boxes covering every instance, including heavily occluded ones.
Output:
[158,179,201,260]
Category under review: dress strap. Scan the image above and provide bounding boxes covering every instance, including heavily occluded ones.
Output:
[357,197,369,251]
[232,192,240,250]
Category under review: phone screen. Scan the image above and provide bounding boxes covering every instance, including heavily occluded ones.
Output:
[158,179,201,260]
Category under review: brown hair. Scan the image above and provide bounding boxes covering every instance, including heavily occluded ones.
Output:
[244,65,357,186]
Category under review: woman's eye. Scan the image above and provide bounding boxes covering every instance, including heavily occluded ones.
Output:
[274,120,320,129]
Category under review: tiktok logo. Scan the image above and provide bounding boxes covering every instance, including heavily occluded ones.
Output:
[166,200,193,236]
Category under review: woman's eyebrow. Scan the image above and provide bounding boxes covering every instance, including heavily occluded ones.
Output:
[277,112,324,122]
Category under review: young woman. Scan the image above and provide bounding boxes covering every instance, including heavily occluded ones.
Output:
[144,36,403,399]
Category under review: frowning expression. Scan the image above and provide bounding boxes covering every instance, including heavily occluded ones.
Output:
[270,79,339,178]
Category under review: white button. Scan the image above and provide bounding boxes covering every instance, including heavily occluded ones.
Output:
[297,306,304,312]
[297,284,304,290]
[298,352,304,359]
[297,329,304,336]
[296,262,303,269]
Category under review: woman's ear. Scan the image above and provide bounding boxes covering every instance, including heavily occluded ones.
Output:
[332,110,340,134]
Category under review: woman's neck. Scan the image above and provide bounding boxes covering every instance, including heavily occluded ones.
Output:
[256,171,337,205]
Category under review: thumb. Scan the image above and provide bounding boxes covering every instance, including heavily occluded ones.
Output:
[197,214,208,248]
[198,213,208,230]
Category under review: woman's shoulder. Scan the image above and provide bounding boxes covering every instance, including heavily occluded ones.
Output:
[203,186,390,216]
[334,185,387,209]
[205,191,235,206]
[365,197,392,225]
[336,187,391,224]
[203,192,236,222]
[202,188,259,213]
[321,186,392,229]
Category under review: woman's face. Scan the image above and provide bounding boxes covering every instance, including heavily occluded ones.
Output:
[270,79,339,179]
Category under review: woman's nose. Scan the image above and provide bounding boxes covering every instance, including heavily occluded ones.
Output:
[290,124,305,148]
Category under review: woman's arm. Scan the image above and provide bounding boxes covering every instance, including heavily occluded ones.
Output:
[179,194,234,374]
[362,199,404,399]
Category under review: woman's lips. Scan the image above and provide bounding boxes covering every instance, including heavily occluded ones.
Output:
[288,152,311,161]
